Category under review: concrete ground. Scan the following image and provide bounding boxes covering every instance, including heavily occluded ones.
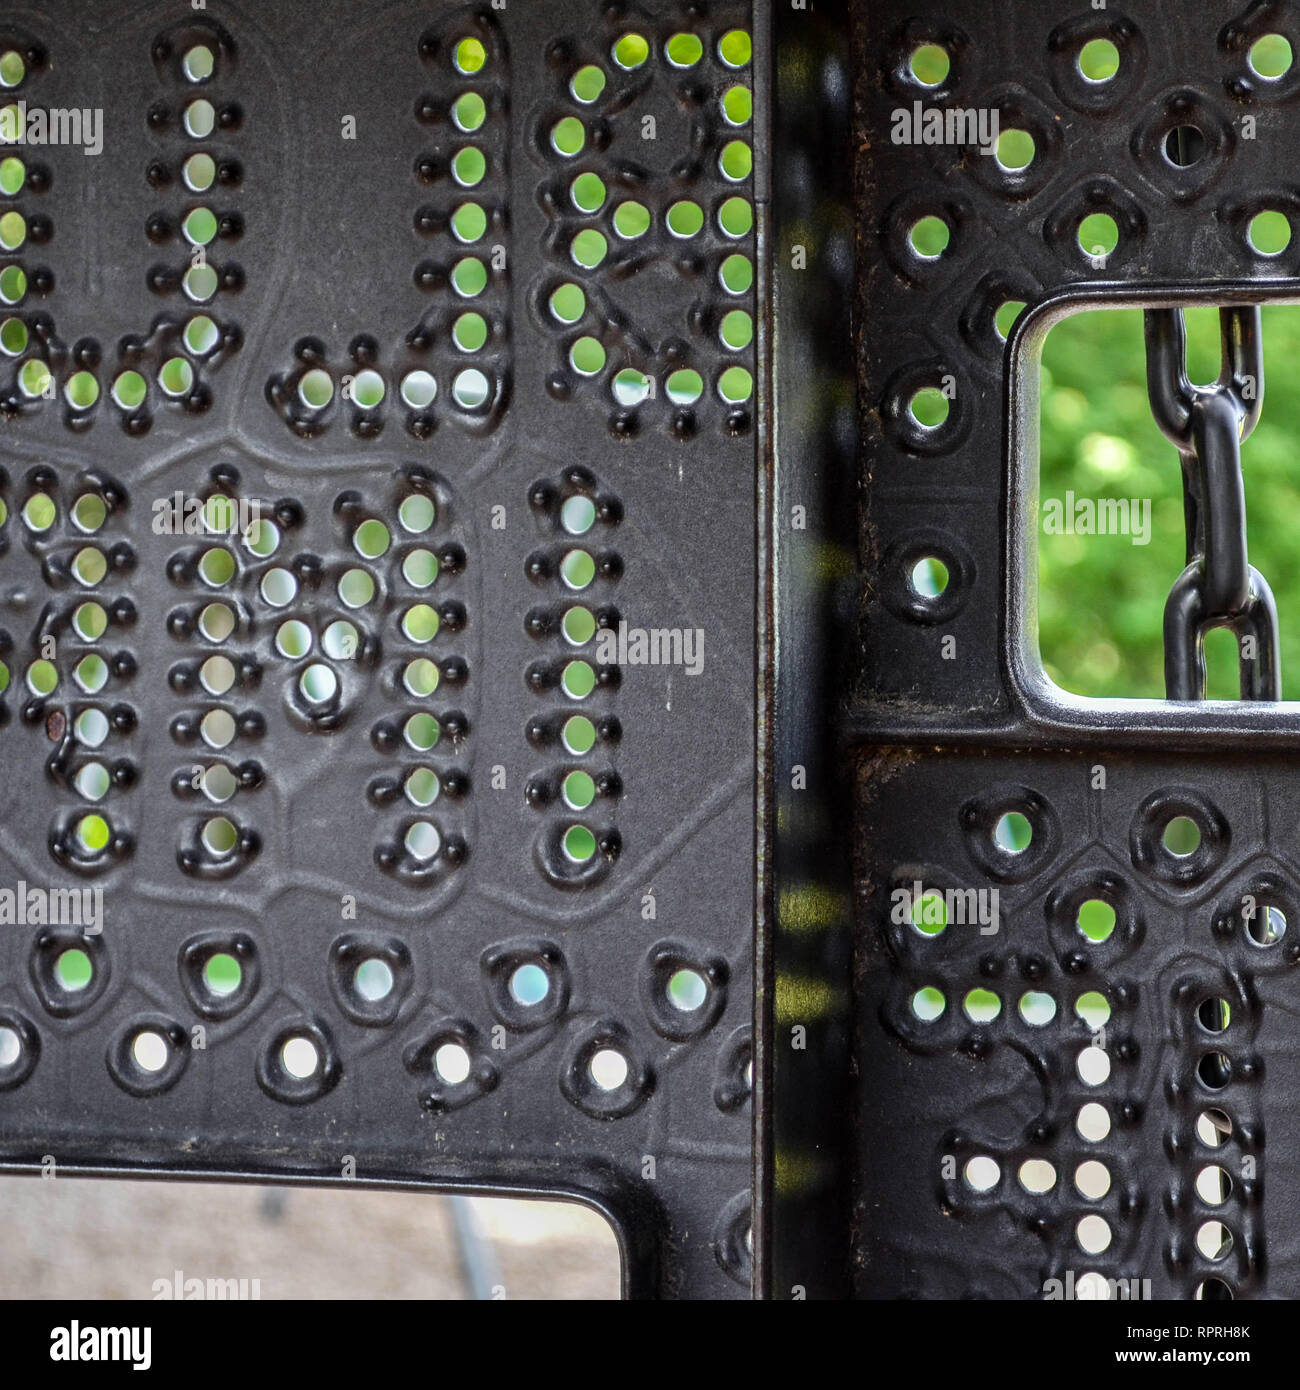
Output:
[0,1176,621,1300]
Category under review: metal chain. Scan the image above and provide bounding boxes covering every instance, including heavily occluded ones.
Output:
[1144,306,1280,701]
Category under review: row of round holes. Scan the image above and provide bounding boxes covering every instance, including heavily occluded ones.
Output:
[62,490,115,804]
[907,204,1292,290]
[568,354,753,406]
[365,500,452,864]
[964,1152,1112,1198]
[564,29,752,83]
[433,36,500,417]
[550,493,605,864]
[4,317,222,412]
[558,204,751,301]
[295,362,493,415]
[909,33,1292,91]
[439,54,494,419]
[915,986,1235,1039]
[910,985,1112,1028]
[0,54,38,316]
[564,184,753,237]
[168,44,228,304]
[179,492,271,859]
[42,946,709,1021]
[1188,993,1238,1269]
[443,77,493,358]
[28,948,718,1091]
[441,37,496,416]
[188,491,259,856]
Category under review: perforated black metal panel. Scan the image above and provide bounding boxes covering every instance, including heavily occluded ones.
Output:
[0,0,760,1300]
[23,0,1285,1309]
[759,0,1300,1302]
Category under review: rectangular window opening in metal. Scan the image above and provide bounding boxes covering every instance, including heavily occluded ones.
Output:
[1012,294,1300,723]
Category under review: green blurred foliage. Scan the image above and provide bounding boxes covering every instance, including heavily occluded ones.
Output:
[1249,32,1294,79]
[1038,306,1300,700]
[908,43,950,86]
[1078,38,1119,80]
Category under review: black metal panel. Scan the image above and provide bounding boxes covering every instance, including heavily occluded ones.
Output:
[855,748,1300,1298]
[0,0,759,1299]
[834,0,1300,1300]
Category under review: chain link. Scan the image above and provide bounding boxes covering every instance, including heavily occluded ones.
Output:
[1144,306,1280,701]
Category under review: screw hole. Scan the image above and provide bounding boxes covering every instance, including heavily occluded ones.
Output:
[1164,125,1206,167]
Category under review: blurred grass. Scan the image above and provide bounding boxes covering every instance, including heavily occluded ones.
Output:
[1038,305,1300,700]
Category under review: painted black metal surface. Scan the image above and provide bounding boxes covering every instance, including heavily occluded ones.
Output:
[0,0,759,1299]
[17,0,1287,1307]
[795,0,1300,1301]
